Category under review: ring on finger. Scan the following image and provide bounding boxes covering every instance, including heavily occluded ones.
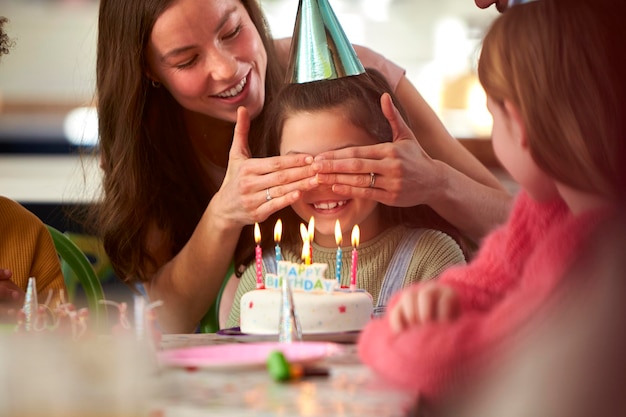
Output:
[266,188,272,201]
[369,172,376,188]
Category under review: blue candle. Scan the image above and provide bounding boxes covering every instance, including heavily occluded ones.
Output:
[335,220,343,284]
[274,219,283,266]
[335,247,342,284]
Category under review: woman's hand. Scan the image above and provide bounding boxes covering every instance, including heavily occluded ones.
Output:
[388,281,460,334]
[312,93,441,208]
[215,107,319,227]
[148,107,320,333]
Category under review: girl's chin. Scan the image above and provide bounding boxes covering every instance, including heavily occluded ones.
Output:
[310,223,336,240]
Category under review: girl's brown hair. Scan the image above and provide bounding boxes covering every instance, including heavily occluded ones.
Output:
[93,0,284,284]
[478,0,626,201]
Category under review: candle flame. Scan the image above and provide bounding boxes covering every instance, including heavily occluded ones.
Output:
[351,224,360,248]
[254,222,261,244]
[274,219,282,243]
[335,219,342,246]
[300,223,308,242]
[302,239,311,263]
[307,216,315,242]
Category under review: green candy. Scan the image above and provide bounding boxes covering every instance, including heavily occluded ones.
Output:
[267,350,292,381]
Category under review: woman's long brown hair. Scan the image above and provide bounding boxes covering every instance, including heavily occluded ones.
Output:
[92,0,284,284]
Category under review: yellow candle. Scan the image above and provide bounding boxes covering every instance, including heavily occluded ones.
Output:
[300,223,311,265]
[307,216,315,264]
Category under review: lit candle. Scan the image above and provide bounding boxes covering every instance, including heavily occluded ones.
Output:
[350,225,360,291]
[335,219,343,285]
[274,219,283,265]
[307,216,315,264]
[300,223,311,265]
[254,222,264,289]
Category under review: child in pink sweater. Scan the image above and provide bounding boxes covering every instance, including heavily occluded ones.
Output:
[358,0,625,400]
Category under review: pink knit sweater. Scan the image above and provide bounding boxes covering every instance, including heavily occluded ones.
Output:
[358,191,609,398]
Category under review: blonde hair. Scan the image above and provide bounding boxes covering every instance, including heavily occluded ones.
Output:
[478,0,626,201]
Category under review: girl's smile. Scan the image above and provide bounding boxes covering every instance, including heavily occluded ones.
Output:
[311,199,349,212]
[280,109,382,247]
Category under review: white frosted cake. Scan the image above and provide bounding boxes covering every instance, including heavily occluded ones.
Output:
[240,261,374,335]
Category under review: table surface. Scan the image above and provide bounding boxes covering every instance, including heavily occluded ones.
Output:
[153,333,416,417]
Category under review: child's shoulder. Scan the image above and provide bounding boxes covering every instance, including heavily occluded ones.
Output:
[512,191,569,219]
[0,196,42,225]
[391,226,465,261]
[507,192,570,236]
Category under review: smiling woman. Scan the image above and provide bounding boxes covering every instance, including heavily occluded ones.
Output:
[92,0,320,334]
[144,0,269,122]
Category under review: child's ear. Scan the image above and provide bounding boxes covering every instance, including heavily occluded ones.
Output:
[503,100,528,149]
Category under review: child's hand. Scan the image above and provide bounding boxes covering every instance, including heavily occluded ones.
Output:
[0,269,25,320]
[388,282,460,333]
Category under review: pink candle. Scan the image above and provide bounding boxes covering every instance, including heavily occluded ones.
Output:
[254,222,264,289]
[350,225,359,291]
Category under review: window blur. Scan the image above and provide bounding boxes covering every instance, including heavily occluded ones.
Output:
[0,0,498,153]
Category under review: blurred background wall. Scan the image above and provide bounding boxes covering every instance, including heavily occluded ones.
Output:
[0,0,499,147]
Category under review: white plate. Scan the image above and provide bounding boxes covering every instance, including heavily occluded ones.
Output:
[216,327,360,344]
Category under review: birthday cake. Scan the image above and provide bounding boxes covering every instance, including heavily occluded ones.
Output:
[240,261,374,335]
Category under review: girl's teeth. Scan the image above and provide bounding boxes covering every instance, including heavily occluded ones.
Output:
[314,201,346,210]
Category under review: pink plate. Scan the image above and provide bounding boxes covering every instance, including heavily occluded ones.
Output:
[158,341,344,369]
